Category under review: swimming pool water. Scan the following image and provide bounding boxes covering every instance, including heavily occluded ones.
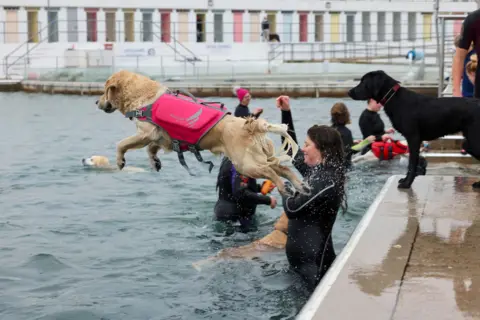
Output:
[0,92,475,320]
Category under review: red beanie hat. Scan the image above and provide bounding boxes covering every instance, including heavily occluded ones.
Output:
[235,87,249,102]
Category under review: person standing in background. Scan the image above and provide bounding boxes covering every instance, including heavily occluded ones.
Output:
[261,16,270,42]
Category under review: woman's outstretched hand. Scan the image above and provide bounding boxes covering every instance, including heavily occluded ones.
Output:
[276,95,290,111]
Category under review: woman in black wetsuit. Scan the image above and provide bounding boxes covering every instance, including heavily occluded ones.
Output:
[276,96,347,291]
[214,157,277,231]
[330,102,355,168]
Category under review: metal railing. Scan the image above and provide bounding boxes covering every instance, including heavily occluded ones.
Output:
[268,34,457,65]
[151,22,200,64]
[0,20,455,45]
[3,19,60,79]
[6,52,446,81]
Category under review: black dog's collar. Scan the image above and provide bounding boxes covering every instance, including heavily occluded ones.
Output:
[379,83,401,106]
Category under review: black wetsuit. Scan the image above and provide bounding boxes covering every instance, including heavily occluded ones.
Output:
[280,110,340,291]
[332,124,354,168]
[458,8,480,98]
[234,104,251,118]
[358,109,386,142]
[214,157,271,230]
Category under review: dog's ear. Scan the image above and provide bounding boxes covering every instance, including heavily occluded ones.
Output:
[105,84,117,102]
[371,72,386,99]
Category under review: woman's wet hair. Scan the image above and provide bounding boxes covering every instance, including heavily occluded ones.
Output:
[467,54,478,75]
[330,102,351,126]
[306,125,348,214]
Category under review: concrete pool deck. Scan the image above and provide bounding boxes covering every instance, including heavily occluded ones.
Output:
[298,175,480,320]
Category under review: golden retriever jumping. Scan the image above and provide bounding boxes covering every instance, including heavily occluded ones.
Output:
[95,70,308,195]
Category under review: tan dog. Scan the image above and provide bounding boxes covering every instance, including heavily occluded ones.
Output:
[82,155,146,173]
[96,70,308,195]
[192,212,289,271]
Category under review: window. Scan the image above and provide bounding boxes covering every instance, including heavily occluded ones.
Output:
[315,14,323,42]
[346,14,355,42]
[142,12,153,42]
[86,11,97,42]
[408,12,416,41]
[214,13,223,42]
[47,10,58,42]
[67,8,78,42]
[393,12,401,42]
[362,12,370,42]
[377,12,385,41]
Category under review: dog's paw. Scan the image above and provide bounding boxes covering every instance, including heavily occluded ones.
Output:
[152,156,162,172]
[117,157,126,170]
[472,181,480,189]
[397,179,412,189]
[299,183,312,195]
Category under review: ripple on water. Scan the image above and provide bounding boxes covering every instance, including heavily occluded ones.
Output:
[21,253,71,273]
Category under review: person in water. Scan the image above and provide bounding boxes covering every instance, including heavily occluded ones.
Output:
[358,98,395,149]
[276,95,347,291]
[214,157,277,231]
[233,87,263,118]
[213,88,271,231]
[330,102,355,168]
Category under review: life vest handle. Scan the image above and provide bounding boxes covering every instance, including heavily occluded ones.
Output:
[172,88,198,103]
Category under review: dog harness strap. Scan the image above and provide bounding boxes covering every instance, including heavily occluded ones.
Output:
[379,83,401,106]
[379,146,384,161]
[172,140,196,176]
[125,105,153,120]
[188,145,215,173]
[388,145,393,160]
[171,140,215,175]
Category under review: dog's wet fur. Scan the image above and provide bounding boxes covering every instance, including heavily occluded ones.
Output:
[349,70,480,189]
[96,70,309,195]
[192,212,289,271]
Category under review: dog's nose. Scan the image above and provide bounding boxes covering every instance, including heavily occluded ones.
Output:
[81,158,86,164]
[95,100,99,105]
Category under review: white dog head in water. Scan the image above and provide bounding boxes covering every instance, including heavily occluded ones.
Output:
[82,155,145,172]
[82,155,111,168]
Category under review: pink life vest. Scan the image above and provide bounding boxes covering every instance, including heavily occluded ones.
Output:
[125,89,229,175]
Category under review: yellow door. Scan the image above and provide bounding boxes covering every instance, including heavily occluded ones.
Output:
[423,13,432,42]
[124,11,134,42]
[267,12,276,34]
[330,13,340,43]
[27,10,39,43]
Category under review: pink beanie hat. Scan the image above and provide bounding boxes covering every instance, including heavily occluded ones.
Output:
[234,87,249,102]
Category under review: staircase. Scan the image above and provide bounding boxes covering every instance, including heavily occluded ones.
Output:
[424,135,479,165]
[152,22,200,64]
[3,20,58,79]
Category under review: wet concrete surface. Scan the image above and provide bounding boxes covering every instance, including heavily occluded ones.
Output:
[311,175,480,320]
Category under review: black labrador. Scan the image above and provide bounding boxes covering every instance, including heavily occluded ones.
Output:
[348,70,480,189]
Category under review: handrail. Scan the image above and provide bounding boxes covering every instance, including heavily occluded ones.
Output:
[151,22,200,64]
[4,19,59,78]
[267,34,456,64]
